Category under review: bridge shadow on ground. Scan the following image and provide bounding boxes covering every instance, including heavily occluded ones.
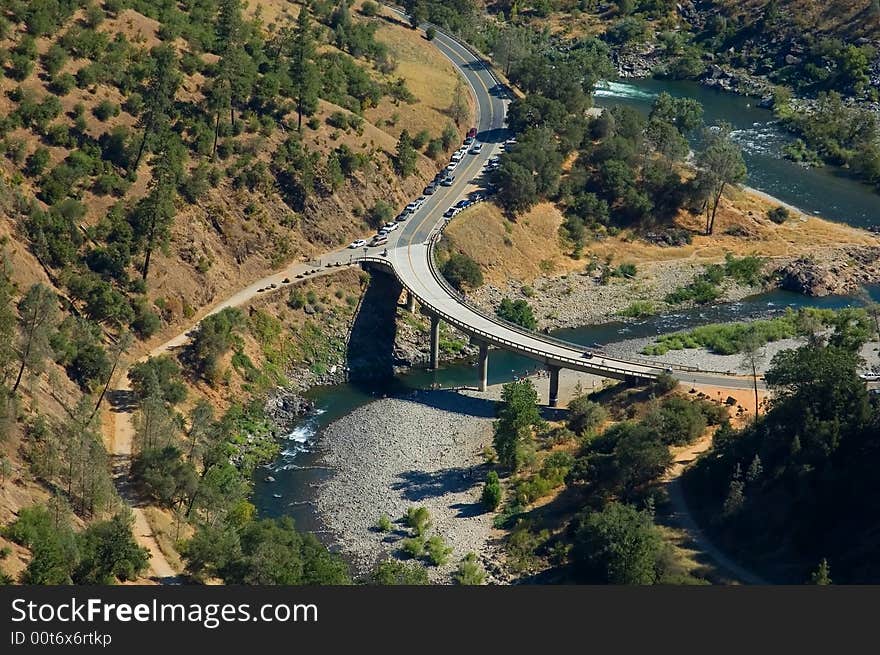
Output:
[346,270,402,386]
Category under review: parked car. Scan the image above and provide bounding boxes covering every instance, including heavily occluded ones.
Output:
[441,175,454,186]
[443,207,457,218]
[451,151,464,163]
[424,183,437,194]
[467,127,477,139]
[581,351,593,359]
[370,234,388,247]
[445,162,457,173]
[464,136,474,146]
[348,239,367,249]
[382,222,399,232]
[455,199,470,209]
[395,211,409,222]
[469,142,483,154]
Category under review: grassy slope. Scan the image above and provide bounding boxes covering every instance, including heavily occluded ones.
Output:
[444,190,880,285]
[0,0,471,577]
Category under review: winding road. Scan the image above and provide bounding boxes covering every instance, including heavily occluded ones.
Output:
[109,13,764,581]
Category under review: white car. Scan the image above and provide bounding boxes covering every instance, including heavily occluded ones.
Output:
[451,151,464,163]
[381,222,399,233]
[349,239,367,249]
[445,162,457,173]
[469,143,483,154]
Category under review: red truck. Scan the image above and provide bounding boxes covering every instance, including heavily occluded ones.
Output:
[467,126,477,139]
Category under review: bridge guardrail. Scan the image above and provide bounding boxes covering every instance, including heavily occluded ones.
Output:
[364,255,655,380]
[373,8,732,379]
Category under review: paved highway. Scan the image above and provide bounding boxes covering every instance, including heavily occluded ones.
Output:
[369,16,764,393]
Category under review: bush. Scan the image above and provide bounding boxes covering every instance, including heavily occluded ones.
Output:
[369,559,429,584]
[441,253,483,291]
[425,535,452,566]
[767,206,790,224]
[375,514,392,532]
[481,471,502,510]
[401,536,425,558]
[567,394,607,436]
[426,26,437,41]
[496,298,537,329]
[404,506,431,536]
[454,552,485,584]
[652,371,678,394]
[366,200,393,228]
[360,0,380,15]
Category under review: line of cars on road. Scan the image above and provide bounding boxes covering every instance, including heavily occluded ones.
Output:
[349,127,490,249]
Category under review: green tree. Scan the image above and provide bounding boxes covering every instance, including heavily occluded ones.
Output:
[739,327,765,423]
[188,307,245,383]
[481,470,502,510]
[12,284,57,394]
[572,502,669,584]
[447,78,470,127]
[290,7,319,132]
[493,379,542,471]
[496,298,537,329]
[395,129,418,177]
[440,253,483,291]
[567,393,607,436]
[131,45,180,173]
[811,558,832,585]
[72,512,150,584]
[695,124,747,235]
[130,134,181,281]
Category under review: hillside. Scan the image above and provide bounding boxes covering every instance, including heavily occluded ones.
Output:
[0,0,472,584]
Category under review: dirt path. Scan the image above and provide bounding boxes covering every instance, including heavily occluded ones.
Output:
[107,251,359,582]
[659,427,768,585]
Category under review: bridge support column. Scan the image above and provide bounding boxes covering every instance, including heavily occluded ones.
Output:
[477,341,489,392]
[405,290,416,313]
[548,365,560,408]
[429,314,441,370]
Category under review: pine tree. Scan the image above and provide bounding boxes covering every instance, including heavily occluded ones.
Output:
[12,284,58,394]
[395,130,418,177]
[447,78,470,127]
[131,46,180,173]
[722,463,745,517]
[810,558,832,585]
[290,8,319,132]
[745,454,763,484]
[130,133,181,281]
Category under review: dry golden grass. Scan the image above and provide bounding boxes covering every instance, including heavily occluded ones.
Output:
[446,190,880,285]
[368,21,474,141]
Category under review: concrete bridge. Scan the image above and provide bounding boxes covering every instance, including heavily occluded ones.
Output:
[360,17,760,405]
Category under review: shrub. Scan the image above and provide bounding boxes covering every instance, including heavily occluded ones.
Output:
[652,371,678,394]
[360,0,380,16]
[454,552,485,584]
[441,253,483,291]
[767,206,790,224]
[401,536,425,558]
[482,470,502,510]
[425,535,452,566]
[369,559,429,584]
[496,298,537,329]
[366,200,393,228]
[375,514,392,532]
[404,506,431,536]
[567,394,607,436]
[426,26,437,41]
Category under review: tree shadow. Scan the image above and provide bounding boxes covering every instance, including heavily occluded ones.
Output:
[392,465,481,501]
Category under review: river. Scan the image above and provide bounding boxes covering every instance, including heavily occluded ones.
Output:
[253,78,880,535]
[595,79,880,229]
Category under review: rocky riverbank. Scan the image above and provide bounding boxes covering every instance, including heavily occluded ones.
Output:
[468,258,762,331]
[466,245,880,333]
[314,389,511,584]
